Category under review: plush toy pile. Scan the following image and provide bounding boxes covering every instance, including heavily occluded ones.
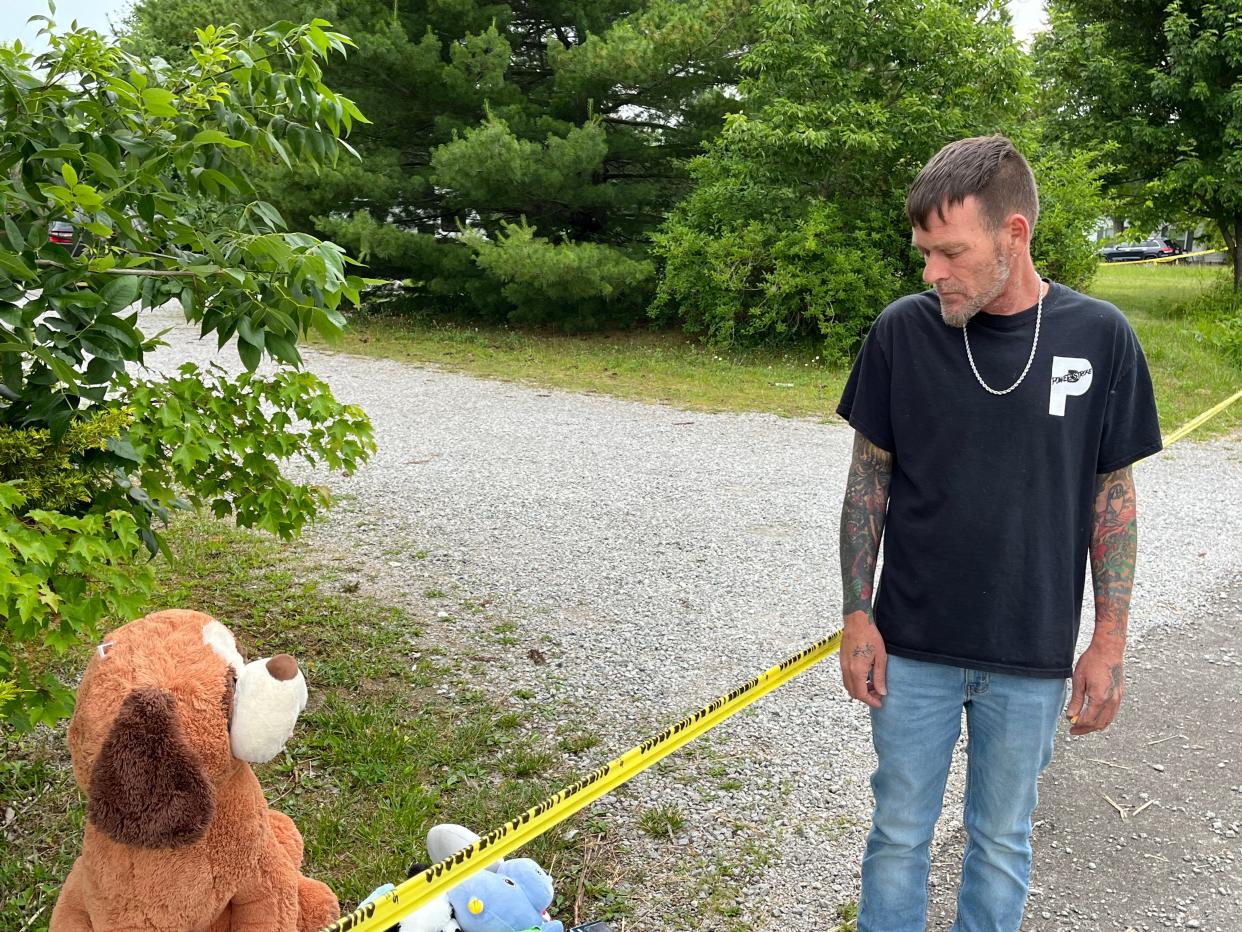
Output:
[363,824,563,932]
[50,609,339,932]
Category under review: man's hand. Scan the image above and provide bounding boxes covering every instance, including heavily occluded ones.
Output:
[1066,640,1124,735]
[840,610,887,708]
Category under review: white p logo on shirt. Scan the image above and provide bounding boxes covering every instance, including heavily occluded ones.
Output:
[1049,356,1093,416]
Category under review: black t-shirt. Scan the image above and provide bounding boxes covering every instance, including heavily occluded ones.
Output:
[836,281,1162,678]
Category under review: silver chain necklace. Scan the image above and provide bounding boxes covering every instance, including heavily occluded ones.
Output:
[962,282,1043,396]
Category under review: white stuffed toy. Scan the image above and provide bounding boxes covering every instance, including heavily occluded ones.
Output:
[358,877,460,932]
[426,824,504,873]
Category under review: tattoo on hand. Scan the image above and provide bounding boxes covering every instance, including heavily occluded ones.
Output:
[1091,467,1137,639]
[840,433,893,618]
[851,644,875,659]
[1106,662,1123,700]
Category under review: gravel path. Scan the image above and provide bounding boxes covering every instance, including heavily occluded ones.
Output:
[1016,575,1242,932]
[144,304,1242,930]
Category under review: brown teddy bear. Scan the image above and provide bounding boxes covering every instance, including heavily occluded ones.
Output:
[50,609,340,932]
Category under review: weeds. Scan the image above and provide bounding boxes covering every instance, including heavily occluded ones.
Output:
[638,804,687,837]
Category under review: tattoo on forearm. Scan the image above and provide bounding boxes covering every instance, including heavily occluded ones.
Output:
[840,432,893,619]
[1090,466,1138,638]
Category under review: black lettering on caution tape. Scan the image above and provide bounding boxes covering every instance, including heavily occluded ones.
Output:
[320,634,841,932]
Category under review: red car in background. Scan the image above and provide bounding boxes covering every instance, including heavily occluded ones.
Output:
[47,219,86,256]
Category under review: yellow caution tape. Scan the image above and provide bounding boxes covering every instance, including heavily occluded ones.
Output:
[319,630,843,932]
[1098,248,1224,266]
[322,372,1240,932]
[1164,387,1242,446]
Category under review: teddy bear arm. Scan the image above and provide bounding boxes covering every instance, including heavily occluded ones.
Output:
[226,844,302,932]
[49,876,157,932]
[49,863,94,932]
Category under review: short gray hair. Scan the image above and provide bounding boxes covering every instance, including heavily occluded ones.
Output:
[906,134,1039,233]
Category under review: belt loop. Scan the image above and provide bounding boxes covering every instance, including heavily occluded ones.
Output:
[963,668,990,697]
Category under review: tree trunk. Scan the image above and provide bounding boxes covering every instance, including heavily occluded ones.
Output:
[1236,216,1241,292]
[1218,216,1241,291]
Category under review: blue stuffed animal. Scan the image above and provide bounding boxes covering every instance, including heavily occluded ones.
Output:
[446,858,562,932]
[359,824,563,932]
[426,824,562,932]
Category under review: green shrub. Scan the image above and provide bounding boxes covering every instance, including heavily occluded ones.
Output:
[649,2,1109,355]
[0,483,153,728]
[652,186,906,361]
[0,409,131,514]
[0,18,376,727]
[467,220,655,331]
[0,365,374,728]
[1183,282,1242,365]
[1028,145,1112,293]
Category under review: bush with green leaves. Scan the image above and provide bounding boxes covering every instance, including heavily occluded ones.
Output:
[0,17,377,727]
[651,0,1028,353]
[1180,282,1242,367]
[1028,144,1113,293]
[651,167,905,360]
[0,407,132,513]
[652,0,1108,354]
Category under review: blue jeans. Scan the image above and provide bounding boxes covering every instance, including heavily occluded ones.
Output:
[857,654,1066,932]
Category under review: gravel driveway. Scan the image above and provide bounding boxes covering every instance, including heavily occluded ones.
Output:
[144,305,1242,931]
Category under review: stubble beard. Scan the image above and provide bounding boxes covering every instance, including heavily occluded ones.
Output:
[938,246,1010,329]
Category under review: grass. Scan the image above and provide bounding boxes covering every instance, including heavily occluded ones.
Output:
[834,900,860,930]
[558,730,602,755]
[322,263,1241,439]
[0,516,629,932]
[690,833,777,932]
[1087,263,1241,436]
[637,804,686,838]
[315,312,848,421]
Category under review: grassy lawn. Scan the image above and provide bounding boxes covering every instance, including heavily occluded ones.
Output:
[1088,263,1240,436]
[316,315,849,421]
[0,518,631,932]
[321,263,1240,438]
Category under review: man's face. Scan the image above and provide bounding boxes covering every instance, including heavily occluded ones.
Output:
[912,196,1010,328]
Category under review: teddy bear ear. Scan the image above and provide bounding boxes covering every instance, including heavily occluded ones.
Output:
[87,687,216,848]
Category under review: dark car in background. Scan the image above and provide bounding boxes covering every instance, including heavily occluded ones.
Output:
[1098,238,1181,262]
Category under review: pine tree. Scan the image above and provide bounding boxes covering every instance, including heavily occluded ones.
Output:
[128,0,755,327]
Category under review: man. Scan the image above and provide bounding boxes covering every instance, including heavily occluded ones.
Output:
[836,134,1162,932]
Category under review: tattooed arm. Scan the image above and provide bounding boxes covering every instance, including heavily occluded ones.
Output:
[1066,466,1138,735]
[839,431,893,708]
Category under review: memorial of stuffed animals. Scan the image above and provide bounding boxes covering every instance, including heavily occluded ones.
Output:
[46,610,603,932]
